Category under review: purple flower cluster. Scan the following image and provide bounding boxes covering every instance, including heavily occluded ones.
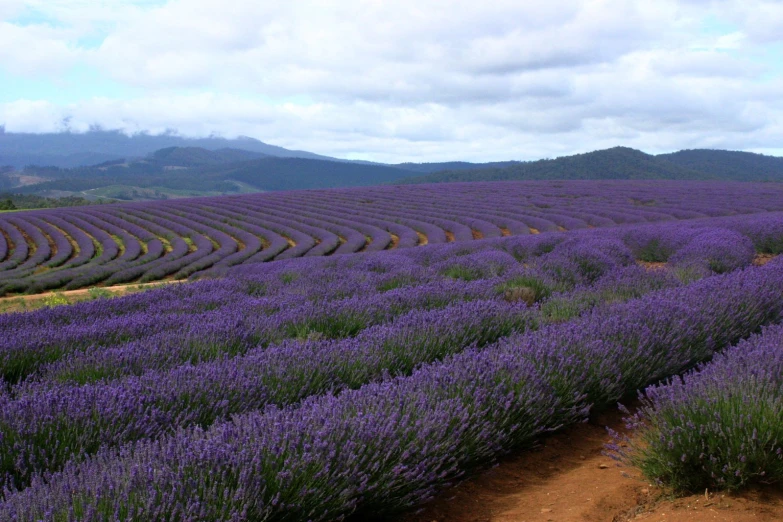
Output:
[612,318,783,492]
[2,253,782,519]
[1,180,783,293]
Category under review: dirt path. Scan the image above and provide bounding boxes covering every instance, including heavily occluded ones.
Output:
[3,280,183,302]
[0,280,184,313]
[400,409,783,522]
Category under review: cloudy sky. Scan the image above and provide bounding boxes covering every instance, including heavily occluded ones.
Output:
[1,0,782,162]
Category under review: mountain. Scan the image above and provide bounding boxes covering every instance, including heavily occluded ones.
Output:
[10,148,422,200]
[6,143,783,203]
[148,147,269,167]
[392,160,522,173]
[658,149,783,181]
[396,147,711,184]
[0,129,333,168]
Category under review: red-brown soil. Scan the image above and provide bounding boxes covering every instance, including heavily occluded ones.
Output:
[399,409,783,522]
[754,253,775,266]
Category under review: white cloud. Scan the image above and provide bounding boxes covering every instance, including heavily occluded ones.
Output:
[1,0,782,161]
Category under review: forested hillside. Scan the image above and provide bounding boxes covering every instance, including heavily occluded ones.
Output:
[398,147,783,184]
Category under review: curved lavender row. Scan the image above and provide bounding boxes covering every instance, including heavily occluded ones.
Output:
[246,198,370,254]
[274,195,447,245]
[0,229,6,263]
[613,322,783,491]
[209,198,340,258]
[318,195,480,240]
[138,205,240,278]
[81,209,157,243]
[1,217,50,273]
[166,204,263,267]
[274,196,420,248]
[0,217,78,294]
[263,199,393,252]
[5,260,783,519]
[0,300,536,490]
[28,216,73,268]
[43,214,95,269]
[200,201,294,261]
[101,209,194,284]
[75,212,143,264]
[0,213,126,293]
[59,213,159,290]
[214,198,344,256]
[95,239,166,286]
[126,207,217,273]
[3,179,777,291]
[204,200,314,258]
[64,214,119,265]
[278,193,500,242]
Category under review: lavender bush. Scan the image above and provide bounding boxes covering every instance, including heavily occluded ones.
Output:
[612,322,783,492]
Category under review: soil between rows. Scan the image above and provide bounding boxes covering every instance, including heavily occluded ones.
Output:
[398,409,783,522]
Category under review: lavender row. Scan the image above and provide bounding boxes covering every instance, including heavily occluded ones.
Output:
[3,181,783,292]
[0,222,765,384]
[611,322,783,492]
[0,299,536,490]
[0,277,503,385]
[0,261,683,488]
[4,257,783,519]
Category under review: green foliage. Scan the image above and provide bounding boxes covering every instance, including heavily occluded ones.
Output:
[279,273,298,284]
[0,193,114,210]
[495,276,553,303]
[397,147,783,185]
[660,149,783,182]
[87,287,114,300]
[441,265,482,281]
[42,292,69,308]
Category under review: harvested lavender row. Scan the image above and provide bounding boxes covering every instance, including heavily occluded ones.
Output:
[2,181,783,292]
[611,321,783,492]
[3,258,783,519]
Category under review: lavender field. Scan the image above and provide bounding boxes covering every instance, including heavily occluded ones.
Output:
[1,192,783,519]
[2,180,783,295]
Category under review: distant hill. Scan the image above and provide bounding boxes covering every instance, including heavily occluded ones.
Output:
[11,149,422,199]
[148,147,269,167]
[393,160,521,173]
[0,129,333,168]
[396,147,710,184]
[658,149,783,181]
[396,147,783,185]
[5,142,783,201]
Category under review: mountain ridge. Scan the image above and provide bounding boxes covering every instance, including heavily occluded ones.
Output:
[2,141,782,201]
[0,130,333,168]
[396,146,783,184]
